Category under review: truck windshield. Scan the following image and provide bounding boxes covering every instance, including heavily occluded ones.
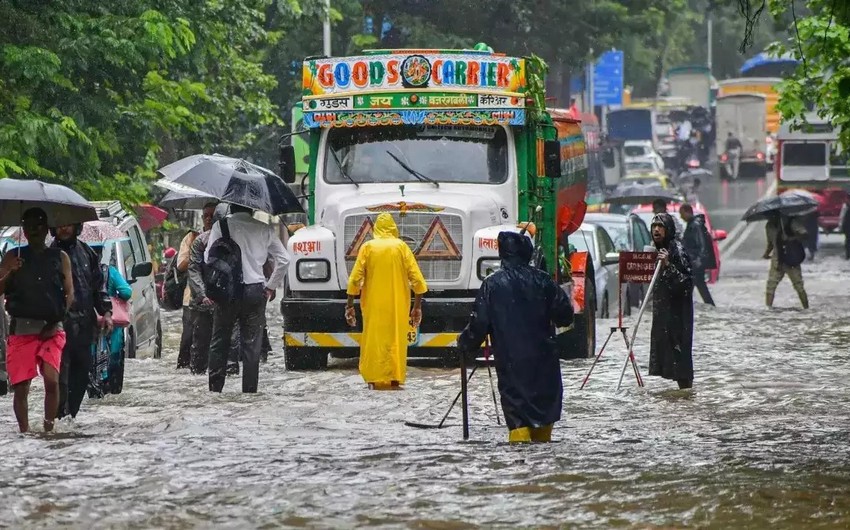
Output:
[783,143,826,166]
[324,125,509,184]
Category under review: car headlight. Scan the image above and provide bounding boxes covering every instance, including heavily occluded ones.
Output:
[296,259,330,282]
[477,258,501,280]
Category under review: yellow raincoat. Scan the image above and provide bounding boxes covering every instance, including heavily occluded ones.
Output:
[347,214,428,386]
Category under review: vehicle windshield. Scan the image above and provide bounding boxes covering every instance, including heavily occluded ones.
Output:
[594,221,629,251]
[324,125,509,184]
[625,161,655,172]
[568,230,596,257]
[624,145,648,157]
[783,142,826,166]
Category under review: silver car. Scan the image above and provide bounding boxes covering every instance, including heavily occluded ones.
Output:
[566,223,621,319]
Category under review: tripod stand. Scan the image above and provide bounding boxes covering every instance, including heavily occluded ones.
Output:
[580,259,663,391]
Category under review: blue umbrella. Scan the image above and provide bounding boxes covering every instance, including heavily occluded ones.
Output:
[740,52,799,76]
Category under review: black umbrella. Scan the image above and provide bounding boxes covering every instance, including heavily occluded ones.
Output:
[0,178,97,227]
[158,189,218,210]
[606,183,682,206]
[742,192,819,223]
[156,154,303,215]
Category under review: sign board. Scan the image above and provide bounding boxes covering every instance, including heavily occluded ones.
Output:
[290,105,310,175]
[593,50,624,106]
[301,51,527,128]
[618,251,657,283]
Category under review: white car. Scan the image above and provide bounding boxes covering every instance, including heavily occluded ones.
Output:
[624,140,666,171]
[566,223,621,319]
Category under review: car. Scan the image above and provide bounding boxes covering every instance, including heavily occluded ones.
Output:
[624,140,666,170]
[622,171,677,190]
[89,201,162,359]
[566,223,621,319]
[624,158,666,176]
[585,213,653,313]
[631,202,727,284]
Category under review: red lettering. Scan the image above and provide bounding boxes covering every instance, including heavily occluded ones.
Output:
[431,60,443,84]
[467,61,480,85]
[318,64,334,88]
[387,59,400,84]
[352,61,369,88]
[496,63,510,87]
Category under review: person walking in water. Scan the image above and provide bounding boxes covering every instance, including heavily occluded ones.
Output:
[187,203,224,374]
[52,223,112,420]
[0,208,74,432]
[648,213,695,390]
[458,231,573,443]
[680,204,716,306]
[345,213,427,390]
[764,213,809,309]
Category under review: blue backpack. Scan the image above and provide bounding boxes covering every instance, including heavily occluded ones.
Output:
[203,218,243,304]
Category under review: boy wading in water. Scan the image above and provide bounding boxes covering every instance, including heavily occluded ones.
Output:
[0,208,73,432]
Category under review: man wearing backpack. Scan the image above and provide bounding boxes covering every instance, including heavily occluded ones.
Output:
[764,213,809,309]
[204,204,289,393]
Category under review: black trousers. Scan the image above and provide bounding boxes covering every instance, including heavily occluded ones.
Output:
[177,306,194,368]
[693,267,716,306]
[208,284,266,393]
[58,317,95,419]
[190,309,214,374]
[845,234,850,259]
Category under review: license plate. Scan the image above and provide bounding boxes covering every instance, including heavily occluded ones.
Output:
[407,322,421,346]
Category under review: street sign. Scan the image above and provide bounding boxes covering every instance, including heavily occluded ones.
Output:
[619,251,657,284]
[593,50,624,106]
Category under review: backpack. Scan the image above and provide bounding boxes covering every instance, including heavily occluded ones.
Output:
[161,251,188,311]
[778,221,806,267]
[203,218,243,304]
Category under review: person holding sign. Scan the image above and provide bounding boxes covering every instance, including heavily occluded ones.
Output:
[346,213,428,390]
[648,213,695,390]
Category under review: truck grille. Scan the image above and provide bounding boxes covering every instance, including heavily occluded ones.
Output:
[343,212,464,282]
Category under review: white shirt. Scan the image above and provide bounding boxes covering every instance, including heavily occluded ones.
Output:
[205,212,290,290]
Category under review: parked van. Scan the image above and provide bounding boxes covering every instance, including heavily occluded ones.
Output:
[90,201,162,359]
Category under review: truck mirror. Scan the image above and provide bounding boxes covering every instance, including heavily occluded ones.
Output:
[543,140,561,179]
[602,148,615,168]
[279,145,297,184]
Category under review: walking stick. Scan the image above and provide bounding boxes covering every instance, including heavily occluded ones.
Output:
[484,336,501,425]
[616,259,663,391]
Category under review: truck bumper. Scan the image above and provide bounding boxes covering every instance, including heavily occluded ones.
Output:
[280,296,474,356]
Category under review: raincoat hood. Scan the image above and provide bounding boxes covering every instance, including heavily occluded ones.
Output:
[374,213,399,239]
[498,231,533,267]
[651,213,677,245]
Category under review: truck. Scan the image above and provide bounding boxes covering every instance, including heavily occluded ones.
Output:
[775,113,849,232]
[666,66,712,110]
[607,108,656,145]
[715,93,768,178]
[277,47,597,370]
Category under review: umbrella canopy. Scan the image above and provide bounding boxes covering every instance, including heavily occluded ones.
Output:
[79,221,126,244]
[135,204,169,231]
[606,182,682,206]
[742,191,819,222]
[159,189,218,210]
[740,52,799,77]
[156,154,303,215]
[0,179,97,227]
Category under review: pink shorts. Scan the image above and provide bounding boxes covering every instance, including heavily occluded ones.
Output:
[6,332,66,386]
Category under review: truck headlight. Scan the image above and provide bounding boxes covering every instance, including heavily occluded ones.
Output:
[296,259,330,282]
[477,258,501,280]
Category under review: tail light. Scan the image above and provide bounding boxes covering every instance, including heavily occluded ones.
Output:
[720,153,728,162]
[756,151,765,161]
[688,159,699,168]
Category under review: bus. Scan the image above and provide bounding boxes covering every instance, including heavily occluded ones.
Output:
[775,113,849,232]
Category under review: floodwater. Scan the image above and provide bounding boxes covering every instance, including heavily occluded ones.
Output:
[2,241,850,528]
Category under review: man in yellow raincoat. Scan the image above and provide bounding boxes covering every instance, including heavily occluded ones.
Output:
[345,213,428,389]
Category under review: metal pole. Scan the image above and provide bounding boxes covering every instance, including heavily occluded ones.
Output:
[588,48,595,114]
[707,15,713,72]
[460,349,470,440]
[323,0,332,56]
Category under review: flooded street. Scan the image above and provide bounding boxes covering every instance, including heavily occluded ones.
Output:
[3,236,850,528]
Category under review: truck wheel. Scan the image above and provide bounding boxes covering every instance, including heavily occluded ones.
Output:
[284,347,329,371]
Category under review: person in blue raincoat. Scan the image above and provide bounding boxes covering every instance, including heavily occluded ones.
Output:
[457,231,574,443]
[92,242,133,394]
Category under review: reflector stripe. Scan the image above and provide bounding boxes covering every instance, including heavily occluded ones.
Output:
[282,332,459,348]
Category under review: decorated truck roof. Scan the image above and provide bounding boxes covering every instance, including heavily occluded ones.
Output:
[301,49,528,129]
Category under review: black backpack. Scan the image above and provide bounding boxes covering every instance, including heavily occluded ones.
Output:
[161,249,188,311]
[779,222,806,267]
[203,218,242,304]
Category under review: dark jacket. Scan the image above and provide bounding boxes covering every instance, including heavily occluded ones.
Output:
[682,214,715,270]
[188,230,211,310]
[457,231,574,430]
[52,236,111,329]
[649,213,694,382]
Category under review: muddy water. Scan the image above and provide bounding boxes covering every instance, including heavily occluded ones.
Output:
[2,246,850,528]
